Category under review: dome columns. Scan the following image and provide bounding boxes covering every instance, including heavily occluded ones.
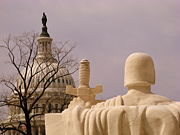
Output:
[36,37,53,62]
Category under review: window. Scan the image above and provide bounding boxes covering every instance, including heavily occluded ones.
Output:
[58,78,61,83]
[62,78,64,83]
[48,103,51,112]
[66,79,68,85]
[55,104,58,113]
[52,77,55,82]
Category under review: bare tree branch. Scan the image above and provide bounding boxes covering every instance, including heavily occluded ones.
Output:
[0,32,78,135]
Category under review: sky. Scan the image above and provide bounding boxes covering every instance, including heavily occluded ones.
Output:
[0,0,180,100]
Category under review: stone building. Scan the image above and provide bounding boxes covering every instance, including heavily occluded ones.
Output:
[5,13,75,135]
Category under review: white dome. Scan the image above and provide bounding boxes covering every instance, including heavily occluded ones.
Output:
[17,61,75,91]
[16,35,75,91]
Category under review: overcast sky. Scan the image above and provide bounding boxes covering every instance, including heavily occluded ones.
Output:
[0,0,180,100]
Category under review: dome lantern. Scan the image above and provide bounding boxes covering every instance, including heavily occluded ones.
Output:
[36,13,55,63]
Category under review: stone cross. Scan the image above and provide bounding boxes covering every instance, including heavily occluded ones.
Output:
[66,59,103,103]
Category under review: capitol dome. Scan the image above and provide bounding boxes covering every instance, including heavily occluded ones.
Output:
[17,61,75,91]
[17,36,75,92]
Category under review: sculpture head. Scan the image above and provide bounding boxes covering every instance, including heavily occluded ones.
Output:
[124,53,155,88]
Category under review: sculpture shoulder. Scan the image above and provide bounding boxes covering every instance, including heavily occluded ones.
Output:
[92,95,123,109]
[146,93,172,105]
[122,92,172,106]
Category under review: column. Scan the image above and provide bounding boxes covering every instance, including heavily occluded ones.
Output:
[31,127,35,135]
[38,126,41,135]
[8,130,11,135]
[10,130,13,135]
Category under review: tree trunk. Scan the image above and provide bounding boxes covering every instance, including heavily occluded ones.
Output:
[25,113,32,135]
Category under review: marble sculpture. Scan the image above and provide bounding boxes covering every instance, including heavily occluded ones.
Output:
[45,52,180,135]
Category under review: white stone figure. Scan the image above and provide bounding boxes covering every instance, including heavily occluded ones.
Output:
[45,53,180,135]
[122,53,172,106]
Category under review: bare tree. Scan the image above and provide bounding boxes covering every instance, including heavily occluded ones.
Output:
[0,32,78,135]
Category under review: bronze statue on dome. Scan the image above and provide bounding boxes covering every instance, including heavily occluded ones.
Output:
[42,12,47,27]
[40,12,50,37]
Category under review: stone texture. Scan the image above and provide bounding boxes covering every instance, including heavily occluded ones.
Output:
[66,59,103,107]
[45,53,180,135]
